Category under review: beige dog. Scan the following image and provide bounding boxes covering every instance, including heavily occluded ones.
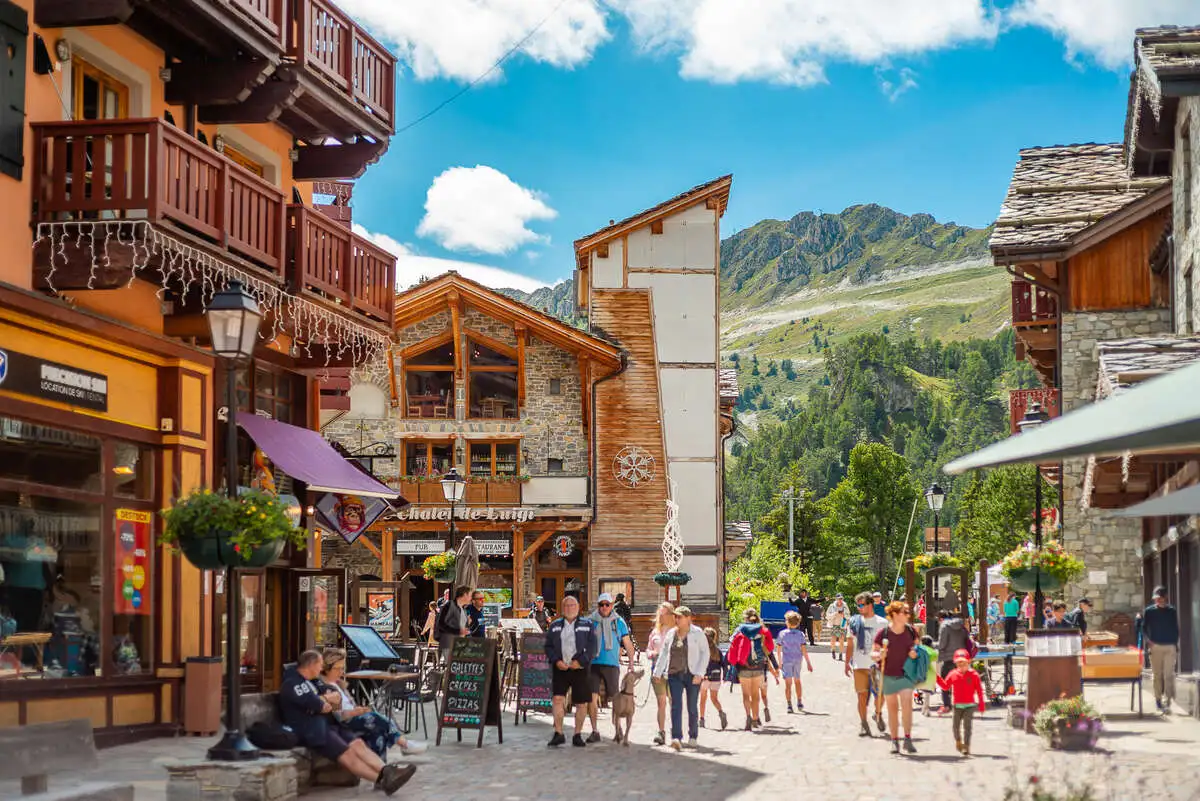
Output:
[611,668,644,746]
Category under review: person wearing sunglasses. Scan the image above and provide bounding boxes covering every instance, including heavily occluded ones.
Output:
[585,593,636,742]
[845,592,887,737]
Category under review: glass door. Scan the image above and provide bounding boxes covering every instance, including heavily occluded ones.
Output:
[290,569,346,654]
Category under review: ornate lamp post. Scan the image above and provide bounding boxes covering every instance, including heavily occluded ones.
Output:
[205,280,262,761]
[1018,401,1050,630]
[925,482,946,554]
[441,467,466,551]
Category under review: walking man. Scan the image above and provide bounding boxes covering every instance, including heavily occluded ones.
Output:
[528,595,552,631]
[1143,586,1180,714]
[435,586,472,662]
[1066,597,1091,635]
[825,594,851,661]
[791,588,816,644]
[845,591,887,736]
[545,595,599,746]
[586,592,635,742]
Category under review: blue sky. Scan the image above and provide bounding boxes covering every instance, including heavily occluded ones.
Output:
[338,0,1197,291]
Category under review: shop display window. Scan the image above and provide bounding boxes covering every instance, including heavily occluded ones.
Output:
[469,442,519,478]
[0,418,102,491]
[403,441,454,477]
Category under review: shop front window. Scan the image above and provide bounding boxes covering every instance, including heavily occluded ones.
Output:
[469,442,519,478]
[0,418,102,491]
[404,441,454,477]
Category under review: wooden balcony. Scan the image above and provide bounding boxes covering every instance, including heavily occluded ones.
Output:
[287,205,395,326]
[1009,388,1061,436]
[1012,279,1058,326]
[31,118,286,279]
[393,479,523,506]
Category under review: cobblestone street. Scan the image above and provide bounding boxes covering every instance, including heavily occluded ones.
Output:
[8,650,1200,801]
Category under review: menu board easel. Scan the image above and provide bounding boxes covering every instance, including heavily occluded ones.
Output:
[514,632,553,724]
[436,636,503,748]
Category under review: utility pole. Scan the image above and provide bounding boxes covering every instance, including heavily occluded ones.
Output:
[782,487,795,563]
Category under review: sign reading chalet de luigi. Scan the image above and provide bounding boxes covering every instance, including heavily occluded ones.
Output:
[394,506,538,523]
[0,348,109,412]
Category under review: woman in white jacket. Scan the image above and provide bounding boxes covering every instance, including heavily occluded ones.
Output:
[652,606,711,751]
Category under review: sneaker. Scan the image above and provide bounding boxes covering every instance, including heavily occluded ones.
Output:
[962,745,971,757]
[752,718,762,728]
[586,731,601,744]
[686,738,698,748]
[955,738,963,754]
[797,701,804,711]
[763,706,771,723]
[891,739,901,755]
[378,765,417,796]
[699,717,706,729]
[1155,697,1164,711]
[670,739,682,751]
[718,710,728,730]
[653,730,666,745]
[875,713,886,732]
[787,704,794,714]
[1163,704,1173,716]
[548,732,566,747]
[745,716,753,731]
[572,734,587,747]
[859,721,871,737]
[399,740,427,756]
[903,737,917,754]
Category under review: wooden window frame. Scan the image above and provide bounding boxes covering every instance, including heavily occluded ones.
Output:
[465,333,518,420]
[72,56,130,121]
[401,335,456,420]
[402,440,455,477]
[224,144,265,178]
[468,440,521,478]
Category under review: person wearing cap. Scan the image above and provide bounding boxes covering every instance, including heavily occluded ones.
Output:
[872,592,886,618]
[584,592,635,742]
[824,593,850,661]
[651,605,710,750]
[935,648,985,756]
[1143,586,1180,714]
[528,595,552,632]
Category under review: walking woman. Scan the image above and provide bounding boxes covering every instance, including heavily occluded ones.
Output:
[646,601,675,745]
[651,606,710,750]
[872,601,920,754]
[418,601,437,646]
[728,608,774,731]
[698,627,728,730]
[319,649,427,759]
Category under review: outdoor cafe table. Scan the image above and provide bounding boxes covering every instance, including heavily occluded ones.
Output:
[345,669,420,714]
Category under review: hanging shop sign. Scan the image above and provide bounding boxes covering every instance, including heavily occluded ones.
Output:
[552,534,575,558]
[0,348,108,412]
[395,539,447,555]
[114,509,152,616]
[394,506,537,523]
[475,539,512,557]
[315,492,391,545]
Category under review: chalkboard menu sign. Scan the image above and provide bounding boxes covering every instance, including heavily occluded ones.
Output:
[436,636,503,748]
[515,632,553,723]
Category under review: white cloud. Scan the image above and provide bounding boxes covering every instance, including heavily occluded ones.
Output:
[606,0,998,86]
[416,166,557,255]
[353,224,551,293]
[1009,0,1199,69]
[877,66,919,102]
[335,0,609,82]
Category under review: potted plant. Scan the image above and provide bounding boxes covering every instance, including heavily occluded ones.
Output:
[1001,540,1085,592]
[913,552,962,572]
[422,550,457,583]
[161,488,306,570]
[653,571,691,587]
[1033,695,1102,750]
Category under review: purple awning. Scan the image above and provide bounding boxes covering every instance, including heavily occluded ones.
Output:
[238,415,398,499]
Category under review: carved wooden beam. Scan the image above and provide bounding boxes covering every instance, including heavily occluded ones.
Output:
[292,141,389,181]
[198,80,304,125]
[522,530,554,562]
[166,59,275,106]
[516,323,527,413]
[449,292,463,379]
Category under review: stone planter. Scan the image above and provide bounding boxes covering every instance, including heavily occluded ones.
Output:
[178,531,285,571]
[1043,718,1099,751]
[1007,566,1064,593]
[1007,702,1027,730]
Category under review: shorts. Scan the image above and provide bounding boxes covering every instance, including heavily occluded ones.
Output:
[552,666,592,703]
[882,674,916,696]
[651,675,669,698]
[781,660,805,680]
[852,668,877,694]
[313,725,358,761]
[590,663,620,698]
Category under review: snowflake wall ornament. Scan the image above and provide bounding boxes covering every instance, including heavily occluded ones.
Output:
[613,445,655,488]
[662,479,684,573]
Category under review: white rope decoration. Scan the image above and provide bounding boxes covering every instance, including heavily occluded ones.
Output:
[34,220,389,371]
[662,479,683,572]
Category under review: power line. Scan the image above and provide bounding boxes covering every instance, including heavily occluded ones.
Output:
[394,0,572,136]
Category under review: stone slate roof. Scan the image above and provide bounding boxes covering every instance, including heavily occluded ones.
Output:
[1097,337,1200,399]
[991,144,1168,254]
[1137,26,1200,77]
[719,368,740,404]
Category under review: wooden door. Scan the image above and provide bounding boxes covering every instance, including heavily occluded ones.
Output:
[536,571,587,615]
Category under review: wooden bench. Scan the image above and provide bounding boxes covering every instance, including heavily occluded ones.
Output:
[240,693,358,791]
[0,719,133,800]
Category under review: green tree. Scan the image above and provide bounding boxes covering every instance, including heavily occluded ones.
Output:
[955,351,994,405]
[820,442,919,586]
[781,358,796,380]
[955,465,1060,566]
[766,360,778,377]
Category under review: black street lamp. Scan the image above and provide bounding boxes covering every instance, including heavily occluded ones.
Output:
[1018,401,1051,631]
[441,467,466,552]
[925,482,946,554]
[206,280,262,762]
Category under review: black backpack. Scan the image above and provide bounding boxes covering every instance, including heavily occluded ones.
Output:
[247,721,299,751]
[433,601,456,640]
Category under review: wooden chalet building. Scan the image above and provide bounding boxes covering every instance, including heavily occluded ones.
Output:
[0,0,398,742]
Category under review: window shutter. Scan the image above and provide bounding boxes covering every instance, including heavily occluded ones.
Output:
[0,1,27,181]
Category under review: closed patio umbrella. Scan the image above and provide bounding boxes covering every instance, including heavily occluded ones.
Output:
[455,535,480,590]
[943,360,1200,475]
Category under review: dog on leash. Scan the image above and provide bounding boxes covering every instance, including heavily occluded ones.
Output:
[611,668,644,746]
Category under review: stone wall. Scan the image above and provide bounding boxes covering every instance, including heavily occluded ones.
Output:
[396,309,450,348]
[1058,308,1172,625]
[1174,96,1200,333]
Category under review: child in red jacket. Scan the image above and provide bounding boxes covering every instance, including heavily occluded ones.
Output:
[936,648,985,755]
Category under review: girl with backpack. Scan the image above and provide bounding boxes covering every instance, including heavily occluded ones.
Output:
[698,627,728,730]
[873,601,924,754]
[728,607,774,731]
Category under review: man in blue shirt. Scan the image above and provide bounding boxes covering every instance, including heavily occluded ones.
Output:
[465,591,486,638]
[1143,586,1180,714]
[585,592,635,743]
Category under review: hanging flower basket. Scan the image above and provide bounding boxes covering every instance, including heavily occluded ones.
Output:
[653,571,691,587]
[1000,540,1084,590]
[161,489,305,570]
[422,551,457,583]
[913,552,962,572]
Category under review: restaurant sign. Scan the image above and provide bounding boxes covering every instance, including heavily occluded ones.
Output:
[0,348,108,412]
[394,506,537,523]
[395,539,447,555]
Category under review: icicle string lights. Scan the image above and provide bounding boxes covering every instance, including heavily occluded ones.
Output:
[34,220,389,371]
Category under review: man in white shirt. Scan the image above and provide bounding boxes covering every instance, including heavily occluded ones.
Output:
[844,591,888,737]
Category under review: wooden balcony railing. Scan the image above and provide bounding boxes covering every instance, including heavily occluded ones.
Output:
[231,0,286,47]
[1010,388,1061,435]
[31,119,286,277]
[287,205,395,325]
[291,0,395,128]
[393,479,523,506]
[1012,279,1059,325]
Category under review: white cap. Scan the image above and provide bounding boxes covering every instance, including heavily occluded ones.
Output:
[597,593,614,604]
